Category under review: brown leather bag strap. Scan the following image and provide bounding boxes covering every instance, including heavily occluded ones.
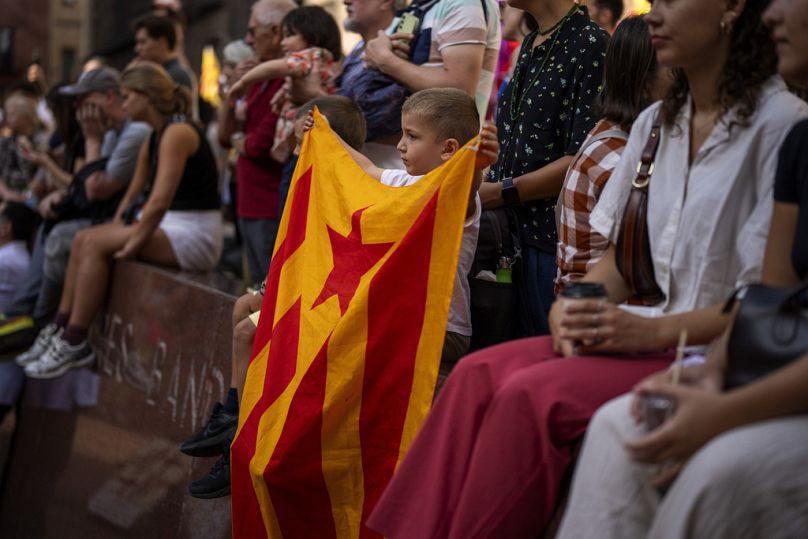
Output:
[633,122,661,189]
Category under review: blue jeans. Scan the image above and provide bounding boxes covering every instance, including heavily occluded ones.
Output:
[238,218,280,287]
[6,228,45,318]
[521,245,556,336]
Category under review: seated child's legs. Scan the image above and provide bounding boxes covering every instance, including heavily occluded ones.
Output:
[232,316,258,399]
[441,331,470,367]
[436,331,471,395]
[232,290,262,328]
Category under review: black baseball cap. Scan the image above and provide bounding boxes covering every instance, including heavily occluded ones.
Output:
[59,67,121,97]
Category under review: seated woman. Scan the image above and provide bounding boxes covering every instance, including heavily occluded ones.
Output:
[557,0,808,536]
[18,61,222,379]
[367,1,808,538]
[556,15,669,292]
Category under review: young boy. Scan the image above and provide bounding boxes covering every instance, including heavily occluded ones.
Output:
[180,95,368,500]
[310,87,499,368]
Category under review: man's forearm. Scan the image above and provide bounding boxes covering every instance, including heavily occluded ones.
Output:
[379,57,476,95]
[85,136,102,162]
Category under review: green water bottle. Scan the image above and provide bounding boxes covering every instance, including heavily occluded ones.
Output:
[496,257,512,283]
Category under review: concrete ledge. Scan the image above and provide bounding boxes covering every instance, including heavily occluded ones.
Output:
[0,260,243,538]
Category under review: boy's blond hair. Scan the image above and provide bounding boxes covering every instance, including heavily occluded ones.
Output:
[401,88,480,146]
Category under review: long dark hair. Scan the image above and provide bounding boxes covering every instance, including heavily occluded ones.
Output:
[593,15,658,129]
[281,6,343,61]
[660,0,777,127]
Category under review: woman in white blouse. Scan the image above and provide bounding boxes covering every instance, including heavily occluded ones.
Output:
[557,0,808,536]
[367,1,808,538]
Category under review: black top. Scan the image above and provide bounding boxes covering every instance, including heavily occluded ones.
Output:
[147,114,220,212]
[773,119,808,279]
[490,6,608,253]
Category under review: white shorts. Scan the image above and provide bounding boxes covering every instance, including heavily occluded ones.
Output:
[159,210,223,272]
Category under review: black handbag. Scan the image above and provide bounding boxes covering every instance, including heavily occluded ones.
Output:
[724,282,808,390]
[43,157,115,234]
[468,207,535,350]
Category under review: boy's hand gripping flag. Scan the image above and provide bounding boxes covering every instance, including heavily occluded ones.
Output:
[231,110,477,538]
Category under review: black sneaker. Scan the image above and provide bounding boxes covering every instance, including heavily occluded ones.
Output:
[0,315,37,355]
[180,403,238,457]
[188,450,231,499]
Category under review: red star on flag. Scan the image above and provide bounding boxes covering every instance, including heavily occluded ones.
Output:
[312,208,394,315]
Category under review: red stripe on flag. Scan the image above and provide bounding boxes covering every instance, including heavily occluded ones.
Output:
[358,191,439,538]
[232,167,313,538]
[232,298,302,539]
[263,335,337,538]
[251,166,313,359]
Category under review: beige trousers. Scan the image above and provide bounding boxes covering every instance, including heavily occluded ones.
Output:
[558,394,808,539]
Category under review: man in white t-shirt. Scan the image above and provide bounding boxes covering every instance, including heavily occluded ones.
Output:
[363,0,501,121]
[309,88,499,365]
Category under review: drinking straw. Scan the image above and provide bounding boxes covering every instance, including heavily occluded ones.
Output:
[671,329,688,385]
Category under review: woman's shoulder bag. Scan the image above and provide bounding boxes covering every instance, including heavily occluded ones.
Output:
[724,281,808,390]
[614,118,666,306]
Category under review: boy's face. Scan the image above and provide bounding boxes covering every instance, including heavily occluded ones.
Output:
[397,112,457,176]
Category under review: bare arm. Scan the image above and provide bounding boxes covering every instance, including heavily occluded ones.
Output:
[584,246,729,348]
[85,172,127,200]
[228,58,295,102]
[120,124,198,256]
[550,244,732,355]
[20,148,72,187]
[365,33,484,95]
[581,245,632,303]
[112,139,150,222]
[479,155,574,210]
[761,201,799,286]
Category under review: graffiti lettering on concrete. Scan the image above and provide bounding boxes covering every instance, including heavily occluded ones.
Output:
[95,313,226,432]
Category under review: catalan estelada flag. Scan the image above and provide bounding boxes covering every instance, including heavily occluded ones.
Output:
[231,110,477,538]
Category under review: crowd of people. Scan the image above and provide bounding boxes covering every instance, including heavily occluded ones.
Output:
[0,0,807,535]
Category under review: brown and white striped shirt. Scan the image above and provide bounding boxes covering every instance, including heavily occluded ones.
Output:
[555,119,627,293]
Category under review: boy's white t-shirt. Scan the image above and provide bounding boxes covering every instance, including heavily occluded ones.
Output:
[379,169,480,336]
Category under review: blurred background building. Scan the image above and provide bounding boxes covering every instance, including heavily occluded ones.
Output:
[0,0,347,88]
[0,0,649,90]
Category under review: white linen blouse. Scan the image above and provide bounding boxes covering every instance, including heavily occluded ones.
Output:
[591,77,808,314]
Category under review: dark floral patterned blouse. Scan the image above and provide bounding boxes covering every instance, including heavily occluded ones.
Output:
[490,6,608,253]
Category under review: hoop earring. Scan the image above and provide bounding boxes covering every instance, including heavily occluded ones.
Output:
[720,19,733,35]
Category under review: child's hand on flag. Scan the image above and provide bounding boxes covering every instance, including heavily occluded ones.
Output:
[475,122,499,171]
[303,110,330,134]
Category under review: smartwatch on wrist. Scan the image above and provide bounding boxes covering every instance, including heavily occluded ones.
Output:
[501,176,521,207]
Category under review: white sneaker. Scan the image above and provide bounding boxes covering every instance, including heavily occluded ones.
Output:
[15,324,61,367]
[24,334,95,379]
